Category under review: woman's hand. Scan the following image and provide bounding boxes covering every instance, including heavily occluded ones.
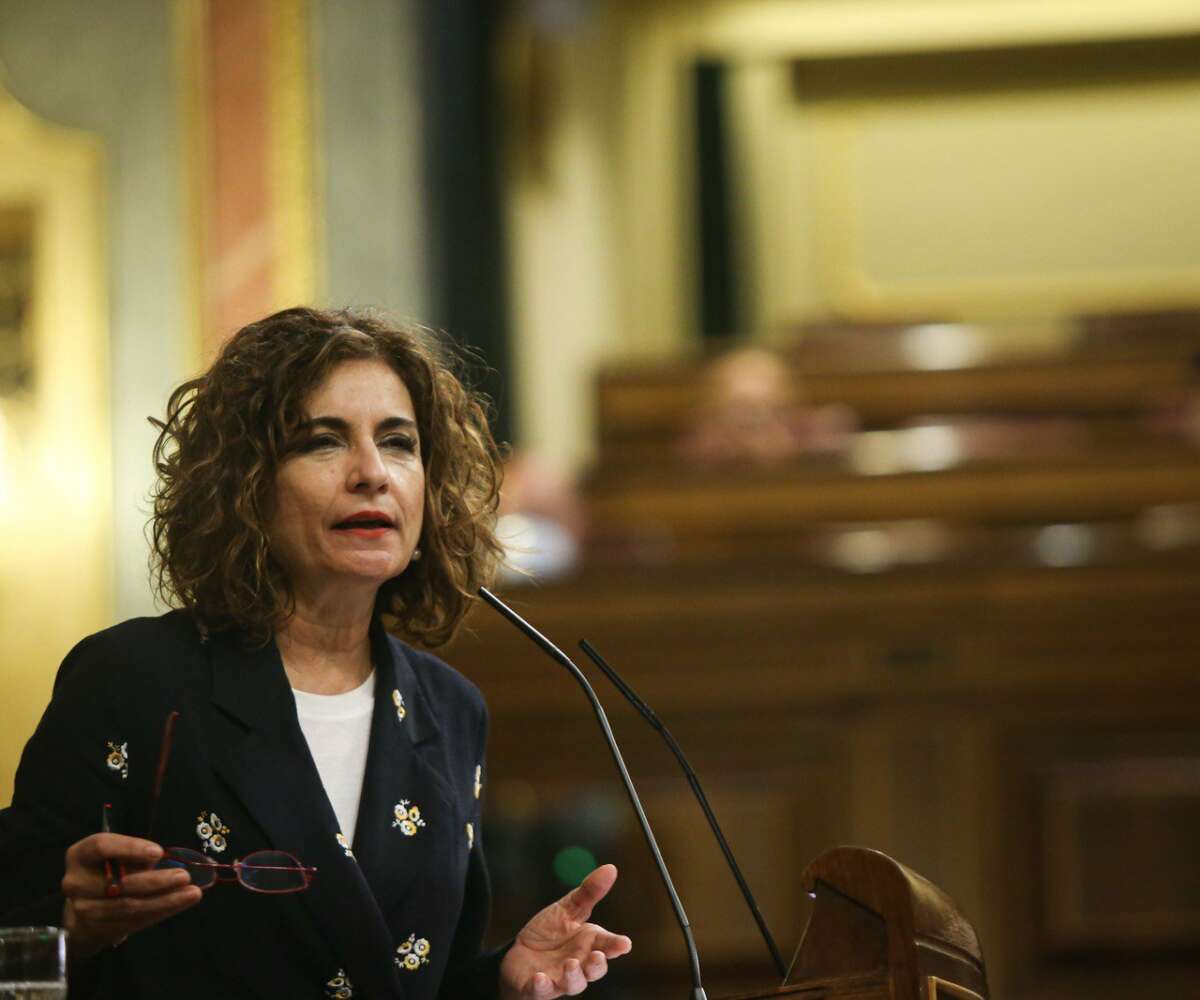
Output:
[499,864,632,999]
[61,833,203,959]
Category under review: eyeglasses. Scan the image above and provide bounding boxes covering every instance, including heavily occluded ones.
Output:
[143,711,317,894]
[157,847,316,893]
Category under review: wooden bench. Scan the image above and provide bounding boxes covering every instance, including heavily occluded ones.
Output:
[595,318,1200,462]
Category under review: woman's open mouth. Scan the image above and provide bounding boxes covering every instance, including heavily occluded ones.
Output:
[332,512,395,538]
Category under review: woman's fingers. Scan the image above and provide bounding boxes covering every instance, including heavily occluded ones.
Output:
[560,958,588,996]
[61,833,199,955]
[114,867,195,897]
[585,926,632,959]
[63,833,164,897]
[70,884,201,926]
[604,934,633,958]
[528,953,609,999]
[581,951,608,982]
[63,863,191,902]
[560,865,618,922]
[64,883,202,957]
[529,971,556,999]
[123,883,203,930]
[68,832,163,869]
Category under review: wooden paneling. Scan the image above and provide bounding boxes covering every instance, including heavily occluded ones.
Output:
[587,454,1200,544]
[470,317,1200,998]
[456,559,1200,999]
[1040,756,1200,951]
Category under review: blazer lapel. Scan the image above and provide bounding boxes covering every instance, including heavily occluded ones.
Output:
[351,627,458,921]
[206,631,404,1000]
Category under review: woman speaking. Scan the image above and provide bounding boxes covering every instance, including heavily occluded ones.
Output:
[0,308,630,998]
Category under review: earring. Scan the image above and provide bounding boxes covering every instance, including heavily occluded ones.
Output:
[411,548,422,562]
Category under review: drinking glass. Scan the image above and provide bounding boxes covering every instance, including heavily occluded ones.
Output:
[0,927,66,999]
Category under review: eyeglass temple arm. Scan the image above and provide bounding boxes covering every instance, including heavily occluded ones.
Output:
[147,711,180,843]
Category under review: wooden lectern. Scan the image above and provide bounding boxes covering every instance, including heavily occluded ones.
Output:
[726,847,988,1000]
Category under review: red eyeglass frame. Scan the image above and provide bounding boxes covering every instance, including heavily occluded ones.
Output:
[135,711,318,894]
[159,847,318,893]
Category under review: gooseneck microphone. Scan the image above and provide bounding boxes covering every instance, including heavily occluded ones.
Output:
[478,588,708,1000]
[578,639,788,980]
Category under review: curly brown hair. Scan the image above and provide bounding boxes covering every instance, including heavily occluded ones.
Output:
[149,306,504,647]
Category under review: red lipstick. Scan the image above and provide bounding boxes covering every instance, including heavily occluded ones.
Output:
[332,510,395,537]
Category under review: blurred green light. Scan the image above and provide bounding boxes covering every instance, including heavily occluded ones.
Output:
[552,845,597,887]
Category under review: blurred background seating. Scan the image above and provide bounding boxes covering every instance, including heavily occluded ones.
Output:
[456,310,1200,999]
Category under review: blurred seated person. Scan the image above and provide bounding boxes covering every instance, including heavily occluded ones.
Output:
[1141,358,1200,449]
[496,451,586,585]
[678,347,856,465]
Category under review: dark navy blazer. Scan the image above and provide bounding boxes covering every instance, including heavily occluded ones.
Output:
[0,611,500,999]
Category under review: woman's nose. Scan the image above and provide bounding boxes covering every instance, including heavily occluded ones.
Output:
[349,443,388,491]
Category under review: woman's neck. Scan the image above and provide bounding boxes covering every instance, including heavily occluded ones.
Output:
[276,601,375,695]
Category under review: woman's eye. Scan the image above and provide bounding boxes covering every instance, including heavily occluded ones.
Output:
[298,433,340,452]
[382,435,418,453]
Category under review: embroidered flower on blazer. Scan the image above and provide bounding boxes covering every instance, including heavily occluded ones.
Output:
[395,933,431,972]
[196,811,230,854]
[325,969,353,998]
[391,799,426,837]
[474,764,482,799]
[336,832,355,859]
[466,822,474,850]
[105,741,129,780]
[392,688,406,723]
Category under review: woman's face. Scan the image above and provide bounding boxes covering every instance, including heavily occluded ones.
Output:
[268,359,426,605]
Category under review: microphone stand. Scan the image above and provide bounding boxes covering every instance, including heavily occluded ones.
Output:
[579,639,788,980]
[478,588,708,1000]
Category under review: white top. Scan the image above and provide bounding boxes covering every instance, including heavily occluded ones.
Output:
[292,671,375,846]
